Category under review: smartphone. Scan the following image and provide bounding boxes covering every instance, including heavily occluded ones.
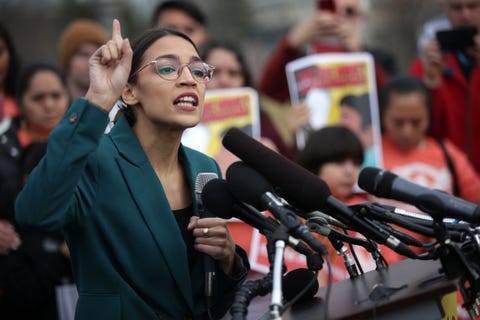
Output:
[318,0,336,12]
[436,27,478,52]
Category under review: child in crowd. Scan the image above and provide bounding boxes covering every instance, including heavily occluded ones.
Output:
[297,125,376,283]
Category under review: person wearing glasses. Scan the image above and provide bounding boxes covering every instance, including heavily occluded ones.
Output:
[15,19,249,320]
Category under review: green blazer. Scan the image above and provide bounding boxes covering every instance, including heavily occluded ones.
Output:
[16,98,249,320]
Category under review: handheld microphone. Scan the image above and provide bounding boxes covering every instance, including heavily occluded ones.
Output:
[201,178,312,256]
[358,167,480,223]
[226,161,328,255]
[222,128,418,259]
[195,172,218,307]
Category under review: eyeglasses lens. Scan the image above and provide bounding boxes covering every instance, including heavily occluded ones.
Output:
[154,58,213,83]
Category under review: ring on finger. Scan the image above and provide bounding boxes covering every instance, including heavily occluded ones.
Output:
[202,227,209,237]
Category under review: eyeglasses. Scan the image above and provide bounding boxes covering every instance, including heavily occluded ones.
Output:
[131,57,215,83]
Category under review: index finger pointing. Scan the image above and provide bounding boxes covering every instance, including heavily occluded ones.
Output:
[112,19,122,41]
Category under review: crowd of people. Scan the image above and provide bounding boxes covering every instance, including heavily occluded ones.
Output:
[1,0,480,319]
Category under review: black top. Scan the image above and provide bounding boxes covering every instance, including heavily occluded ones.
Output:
[172,204,197,270]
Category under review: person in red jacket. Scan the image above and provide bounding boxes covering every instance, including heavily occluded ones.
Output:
[409,0,480,174]
[258,0,395,104]
[257,0,395,160]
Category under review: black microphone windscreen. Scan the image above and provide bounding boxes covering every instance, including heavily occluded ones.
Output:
[358,167,378,193]
[226,161,272,211]
[282,268,319,302]
[201,179,235,220]
[358,167,395,198]
[201,178,281,234]
[222,128,331,211]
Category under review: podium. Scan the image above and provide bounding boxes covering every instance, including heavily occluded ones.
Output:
[282,258,459,320]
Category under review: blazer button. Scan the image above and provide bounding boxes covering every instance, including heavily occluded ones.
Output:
[69,112,78,123]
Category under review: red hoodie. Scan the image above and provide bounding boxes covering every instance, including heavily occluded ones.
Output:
[409,53,480,175]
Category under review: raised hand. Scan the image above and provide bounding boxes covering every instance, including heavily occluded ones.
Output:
[422,39,445,89]
[85,19,133,112]
[287,12,338,50]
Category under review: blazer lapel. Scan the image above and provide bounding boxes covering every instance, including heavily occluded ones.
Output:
[109,117,194,310]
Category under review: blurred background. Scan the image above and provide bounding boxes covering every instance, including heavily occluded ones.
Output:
[0,0,442,82]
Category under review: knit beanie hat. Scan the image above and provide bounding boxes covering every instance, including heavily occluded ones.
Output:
[58,19,108,72]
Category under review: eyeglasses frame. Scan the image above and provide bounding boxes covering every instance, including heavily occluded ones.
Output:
[131,58,215,83]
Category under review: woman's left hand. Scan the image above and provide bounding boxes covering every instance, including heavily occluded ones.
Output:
[188,216,236,275]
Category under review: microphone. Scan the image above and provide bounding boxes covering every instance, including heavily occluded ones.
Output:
[282,268,319,302]
[201,178,312,256]
[226,161,328,255]
[195,172,218,308]
[306,218,361,278]
[307,211,348,229]
[351,202,469,243]
[306,216,377,252]
[222,128,418,259]
[223,127,330,211]
[358,167,480,223]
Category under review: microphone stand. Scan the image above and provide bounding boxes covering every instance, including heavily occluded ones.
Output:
[307,216,390,275]
[268,224,290,320]
[230,273,273,320]
[431,218,480,319]
[307,220,359,279]
[368,242,388,271]
[230,224,288,320]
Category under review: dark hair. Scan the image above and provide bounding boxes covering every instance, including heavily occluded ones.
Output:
[152,0,207,27]
[121,27,199,126]
[297,126,364,175]
[0,22,21,97]
[16,62,67,106]
[200,40,253,88]
[379,75,431,121]
[340,93,371,129]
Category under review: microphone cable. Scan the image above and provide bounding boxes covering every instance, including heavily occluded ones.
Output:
[230,272,273,320]
[279,270,319,315]
[322,254,332,320]
[340,226,366,275]
[351,202,470,243]
[307,219,362,278]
